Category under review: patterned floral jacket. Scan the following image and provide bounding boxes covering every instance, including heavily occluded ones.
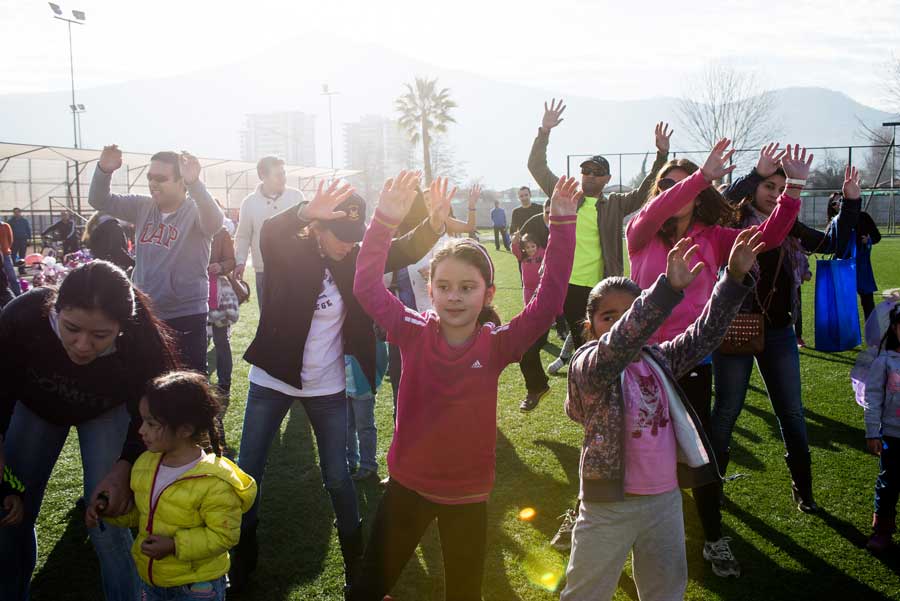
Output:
[566,272,753,502]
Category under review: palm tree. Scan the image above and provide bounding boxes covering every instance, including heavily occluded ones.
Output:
[396,77,457,185]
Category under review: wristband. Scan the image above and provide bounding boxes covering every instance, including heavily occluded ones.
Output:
[785,178,806,187]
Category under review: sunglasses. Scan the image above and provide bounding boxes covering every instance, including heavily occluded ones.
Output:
[581,167,609,177]
[658,178,677,191]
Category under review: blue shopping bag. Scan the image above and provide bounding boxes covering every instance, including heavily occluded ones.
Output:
[815,234,861,352]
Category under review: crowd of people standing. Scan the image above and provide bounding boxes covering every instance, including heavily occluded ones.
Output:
[0,97,895,601]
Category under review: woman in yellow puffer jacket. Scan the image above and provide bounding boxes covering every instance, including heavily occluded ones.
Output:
[89,371,257,601]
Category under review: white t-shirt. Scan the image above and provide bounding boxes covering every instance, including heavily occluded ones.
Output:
[152,453,203,505]
[407,234,450,312]
[249,268,346,398]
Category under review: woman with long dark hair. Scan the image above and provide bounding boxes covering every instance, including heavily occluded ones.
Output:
[0,260,179,600]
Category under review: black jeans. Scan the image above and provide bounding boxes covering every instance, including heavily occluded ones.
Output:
[860,292,876,322]
[164,313,208,374]
[351,479,487,601]
[875,436,900,519]
[11,240,27,262]
[492,226,510,251]
[519,330,550,394]
[678,363,722,542]
[212,324,232,393]
[563,284,592,351]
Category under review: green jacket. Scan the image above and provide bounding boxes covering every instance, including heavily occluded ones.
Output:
[527,128,668,278]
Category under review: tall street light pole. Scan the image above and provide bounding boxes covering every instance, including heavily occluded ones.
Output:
[322,84,340,170]
[49,3,85,148]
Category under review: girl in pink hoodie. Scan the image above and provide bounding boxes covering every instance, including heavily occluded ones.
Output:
[351,172,578,601]
[625,140,808,578]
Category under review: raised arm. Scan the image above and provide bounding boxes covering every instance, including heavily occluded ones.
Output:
[627,138,734,254]
[355,172,437,346]
[527,99,565,197]
[88,145,147,223]
[661,228,761,377]
[494,177,579,365]
[180,152,224,238]
[616,122,673,214]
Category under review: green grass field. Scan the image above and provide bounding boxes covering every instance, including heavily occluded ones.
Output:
[28,235,900,600]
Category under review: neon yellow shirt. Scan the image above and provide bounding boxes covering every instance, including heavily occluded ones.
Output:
[570,196,602,287]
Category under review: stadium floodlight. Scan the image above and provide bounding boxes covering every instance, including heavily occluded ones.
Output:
[49,4,86,148]
[48,3,62,15]
[72,9,85,20]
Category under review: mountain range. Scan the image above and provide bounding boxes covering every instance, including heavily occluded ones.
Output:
[1,33,895,189]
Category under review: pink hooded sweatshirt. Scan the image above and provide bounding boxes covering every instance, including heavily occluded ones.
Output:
[627,169,800,344]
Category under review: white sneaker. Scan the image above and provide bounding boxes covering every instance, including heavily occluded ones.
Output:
[548,357,566,375]
[703,537,741,578]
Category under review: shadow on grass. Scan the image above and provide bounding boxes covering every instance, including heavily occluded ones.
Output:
[799,348,857,366]
[31,504,102,600]
[741,404,865,454]
[230,405,334,599]
[721,501,888,600]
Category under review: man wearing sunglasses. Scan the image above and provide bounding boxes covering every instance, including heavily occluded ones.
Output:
[89,144,224,373]
[528,99,672,350]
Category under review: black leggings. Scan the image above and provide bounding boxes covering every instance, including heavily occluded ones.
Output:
[562,284,592,351]
[860,292,876,322]
[519,330,550,393]
[677,363,722,542]
[351,480,487,601]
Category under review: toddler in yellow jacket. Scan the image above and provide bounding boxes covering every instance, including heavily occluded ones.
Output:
[90,371,257,600]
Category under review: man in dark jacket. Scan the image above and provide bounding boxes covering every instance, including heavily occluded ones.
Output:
[8,208,31,262]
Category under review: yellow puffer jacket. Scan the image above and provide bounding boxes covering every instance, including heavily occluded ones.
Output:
[107,451,257,587]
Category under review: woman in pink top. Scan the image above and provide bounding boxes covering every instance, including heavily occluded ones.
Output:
[512,232,552,412]
[625,140,807,578]
[351,172,578,601]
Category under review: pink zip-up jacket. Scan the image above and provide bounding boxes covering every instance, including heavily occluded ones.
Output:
[626,169,800,344]
[511,241,545,303]
[354,209,576,503]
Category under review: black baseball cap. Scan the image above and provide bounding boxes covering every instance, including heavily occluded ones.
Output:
[580,155,611,174]
[303,193,367,243]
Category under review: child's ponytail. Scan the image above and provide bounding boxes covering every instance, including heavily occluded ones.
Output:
[144,371,224,456]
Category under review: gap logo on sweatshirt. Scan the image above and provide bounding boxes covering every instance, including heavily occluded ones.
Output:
[138,222,180,249]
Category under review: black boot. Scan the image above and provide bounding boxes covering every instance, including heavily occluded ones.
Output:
[785,452,819,513]
[229,519,259,592]
[339,524,364,600]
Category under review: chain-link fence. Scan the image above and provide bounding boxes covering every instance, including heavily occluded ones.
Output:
[567,144,899,233]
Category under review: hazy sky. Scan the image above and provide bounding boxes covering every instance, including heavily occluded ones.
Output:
[2,0,898,110]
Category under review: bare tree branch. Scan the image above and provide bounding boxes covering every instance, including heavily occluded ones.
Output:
[676,64,781,154]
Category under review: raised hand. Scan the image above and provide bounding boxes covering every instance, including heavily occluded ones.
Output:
[842,165,861,199]
[756,143,786,178]
[467,183,482,209]
[727,226,766,281]
[98,144,123,174]
[300,179,355,222]
[780,144,814,181]
[0,493,23,527]
[541,98,566,132]
[666,237,705,291]
[374,170,421,222]
[180,151,202,185]
[549,177,581,216]
[655,122,673,153]
[700,138,737,183]
[427,176,457,232]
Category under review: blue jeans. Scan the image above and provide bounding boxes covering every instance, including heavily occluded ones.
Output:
[211,325,232,392]
[346,394,378,473]
[164,313,208,375]
[2,254,21,295]
[237,383,359,536]
[140,577,225,600]
[254,271,265,308]
[711,325,810,466]
[0,403,139,601]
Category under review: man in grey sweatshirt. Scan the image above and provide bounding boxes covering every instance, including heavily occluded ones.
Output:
[89,145,224,373]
